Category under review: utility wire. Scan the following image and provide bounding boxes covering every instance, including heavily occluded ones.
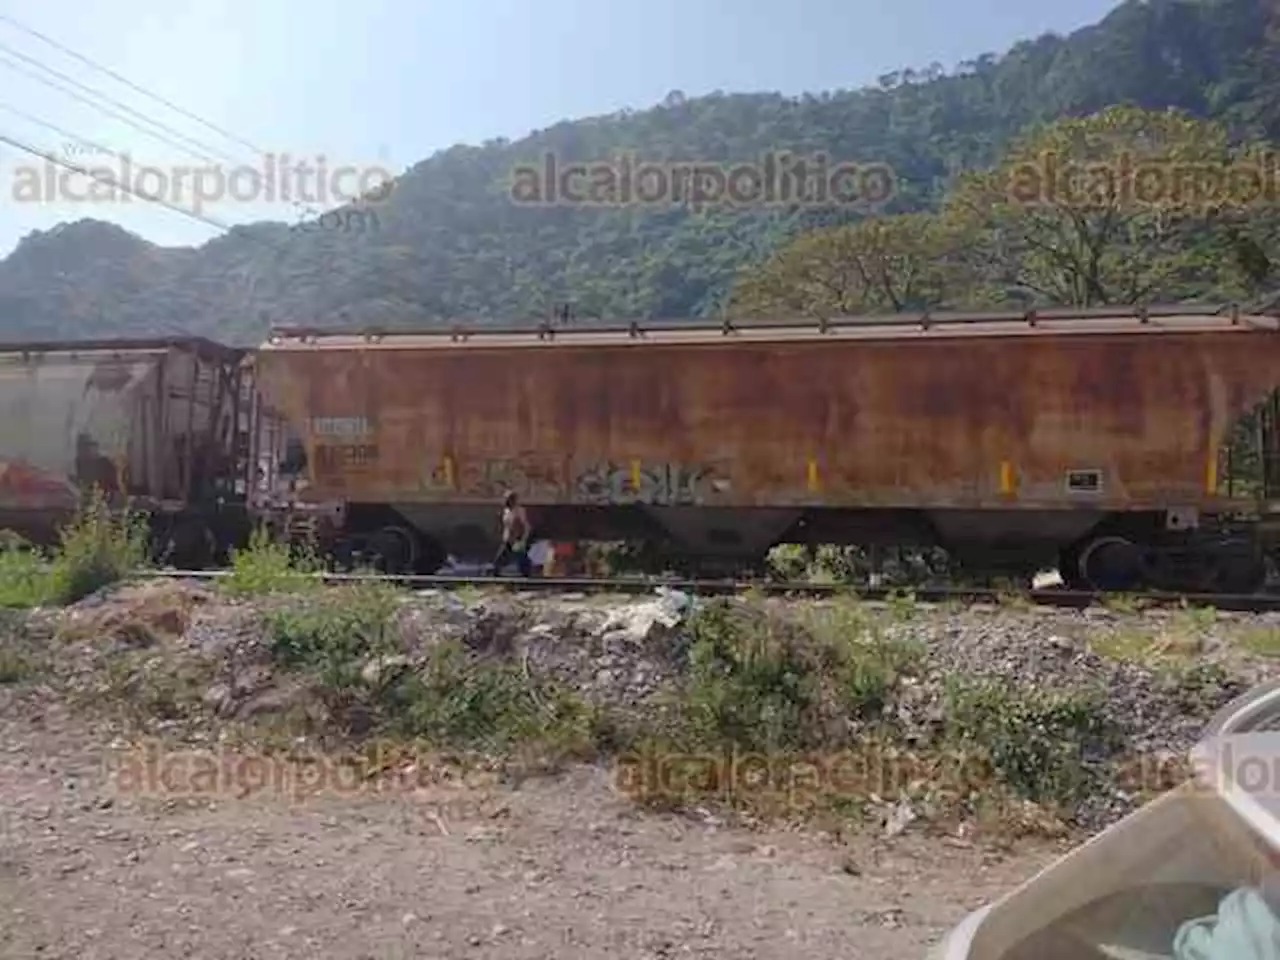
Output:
[0,99,112,159]
[0,34,325,220]
[0,50,214,168]
[0,127,232,233]
[0,41,229,164]
[0,11,269,158]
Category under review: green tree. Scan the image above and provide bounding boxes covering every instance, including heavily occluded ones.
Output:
[726,212,970,317]
[943,104,1259,307]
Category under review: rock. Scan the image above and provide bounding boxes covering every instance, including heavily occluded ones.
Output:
[359,654,411,686]
[202,683,233,715]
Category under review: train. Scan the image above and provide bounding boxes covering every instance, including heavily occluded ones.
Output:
[2,303,1280,592]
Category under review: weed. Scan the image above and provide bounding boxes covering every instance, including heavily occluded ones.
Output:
[0,612,42,683]
[71,647,215,729]
[1157,660,1238,715]
[0,494,149,608]
[47,490,149,604]
[0,543,54,607]
[656,599,923,757]
[1177,604,1217,631]
[942,676,1113,809]
[884,589,918,621]
[267,583,400,686]
[222,527,323,597]
[676,599,826,752]
[1090,623,1203,664]
[995,589,1035,611]
[1104,594,1143,615]
[263,583,594,756]
[1238,626,1280,657]
[1089,628,1164,663]
[450,585,487,606]
[765,544,810,581]
[384,641,591,753]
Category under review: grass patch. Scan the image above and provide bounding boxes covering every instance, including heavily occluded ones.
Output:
[264,583,595,759]
[1089,626,1202,664]
[0,543,54,608]
[49,492,150,604]
[1237,625,1280,657]
[662,599,924,754]
[220,527,324,597]
[0,611,43,684]
[941,676,1114,809]
[69,645,217,728]
[0,491,149,608]
[615,599,946,821]
[594,599,1121,833]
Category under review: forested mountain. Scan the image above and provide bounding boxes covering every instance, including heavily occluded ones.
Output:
[0,0,1276,344]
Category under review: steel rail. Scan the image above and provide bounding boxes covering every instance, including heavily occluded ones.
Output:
[132,568,1280,612]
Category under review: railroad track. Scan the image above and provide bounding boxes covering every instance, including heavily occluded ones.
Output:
[137,568,1280,613]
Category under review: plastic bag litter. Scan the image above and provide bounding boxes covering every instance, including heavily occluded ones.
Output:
[598,587,696,642]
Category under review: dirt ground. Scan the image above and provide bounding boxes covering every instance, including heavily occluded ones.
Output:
[0,687,1061,960]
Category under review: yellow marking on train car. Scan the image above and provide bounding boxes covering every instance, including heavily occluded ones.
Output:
[443,455,455,489]
[631,459,641,491]
[807,458,819,492]
[999,460,1014,495]
[1205,454,1218,495]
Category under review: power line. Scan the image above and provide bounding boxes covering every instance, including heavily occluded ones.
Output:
[0,12,267,157]
[0,99,112,158]
[0,35,324,221]
[0,127,232,233]
[0,40,229,164]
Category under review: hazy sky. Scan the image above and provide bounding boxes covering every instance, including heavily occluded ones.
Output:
[0,0,1120,256]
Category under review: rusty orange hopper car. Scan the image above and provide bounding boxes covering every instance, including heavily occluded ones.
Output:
[251,306,1280,592]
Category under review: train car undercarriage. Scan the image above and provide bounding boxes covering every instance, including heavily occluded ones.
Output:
[259,495,1276,595]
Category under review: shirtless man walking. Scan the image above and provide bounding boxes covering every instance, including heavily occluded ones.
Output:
[490,491,532,577]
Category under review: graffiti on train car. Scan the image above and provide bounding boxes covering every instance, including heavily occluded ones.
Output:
[419,454,564,499]
[574,461,729,505]
[0,459,76,500]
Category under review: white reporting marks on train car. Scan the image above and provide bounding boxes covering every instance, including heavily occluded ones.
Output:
[308,416,372,437]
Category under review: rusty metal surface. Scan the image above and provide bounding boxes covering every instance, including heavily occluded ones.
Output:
[251,315,1280,512]
[262,306,1280,351]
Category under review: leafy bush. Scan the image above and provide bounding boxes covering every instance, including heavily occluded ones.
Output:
[0,540,55,607]
[664,598,924,754]
[47,490,150,604]
[267,583,399,687]
[384,640,591,751]
[266,582,591,752]
[222,526,323,597]
[941,676,1115,809]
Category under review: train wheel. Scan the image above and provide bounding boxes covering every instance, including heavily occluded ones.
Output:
[1209,551,1267,595]
[366,525,416,575]
[413,537,447,575]
[1078,535,1146,592]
